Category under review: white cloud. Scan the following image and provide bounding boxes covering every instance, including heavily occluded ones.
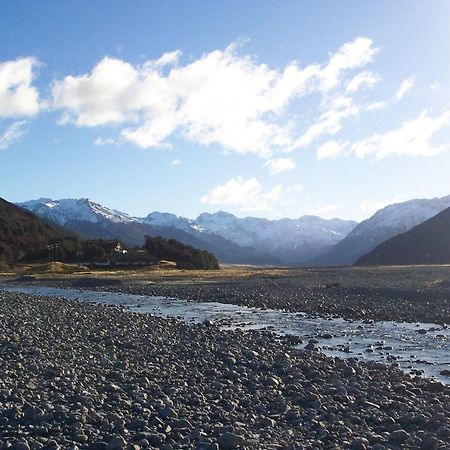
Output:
[346,71,381,93]
[352,110,450,159]
[316,140,349,160]
[293,95,361,148]
[94,137,115,146]
[0,58,41,118]
[296,73,418,150]
[317,110,450,160]
[360,196,405,216]
[201,176,284,212]
[264,157,296,174]
[171,158,181,165]
[51,37,379,156]
[0,120,27,150]
[319,37,379,92]
[395,76,415,100]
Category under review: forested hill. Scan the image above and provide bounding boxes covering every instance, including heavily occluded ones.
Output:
[356,206,450,266]
[0,197,71,264]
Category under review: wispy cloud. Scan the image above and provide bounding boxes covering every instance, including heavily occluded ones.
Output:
[395,76,416,101]
[0,120,27,150]
[316,140,349,160]
[352,110,450,159]
[346,71,381,93]
[171,158,181,165]
[316,110,450,160]
[264,157,296,174]
[94,137,115,146]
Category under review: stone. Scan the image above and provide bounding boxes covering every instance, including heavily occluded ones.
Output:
[13,442,31,450]
[389,430,410,444]
[350,438,369,450]
[420,436,439,450]
[106,436,127,449]
[146,433,165,446]
[217,432,244,449]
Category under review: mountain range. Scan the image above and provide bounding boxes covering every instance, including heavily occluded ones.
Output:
[356,206,450,266]
[314,195,450,266]
[19,194,450,266]
[19,198,356,264]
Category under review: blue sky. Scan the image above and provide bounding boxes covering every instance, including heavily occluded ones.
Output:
[1,1,450,221]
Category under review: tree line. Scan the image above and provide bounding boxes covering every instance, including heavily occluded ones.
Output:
[144,235,219,270]
[1,236,219,271]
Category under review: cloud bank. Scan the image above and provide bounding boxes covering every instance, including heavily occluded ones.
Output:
[51,38,379,156]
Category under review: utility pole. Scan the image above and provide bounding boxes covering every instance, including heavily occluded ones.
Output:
[47,244,59,262]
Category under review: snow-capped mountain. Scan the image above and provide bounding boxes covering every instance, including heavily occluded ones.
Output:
[196,211,357,264]
[356,206,450,266]
[18,197,358,265]
[20,198,137,226]
[143,212,203,234]
[317,194,450,266]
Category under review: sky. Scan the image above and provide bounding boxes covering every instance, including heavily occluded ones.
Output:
[1,1,450,222]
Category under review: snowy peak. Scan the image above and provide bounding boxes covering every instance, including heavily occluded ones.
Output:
[196,211,357,251]
[18,197,359,265]
[143,211,203,233]
[353,195,450,237]
[19,198,136,226]
[317,194,450,265]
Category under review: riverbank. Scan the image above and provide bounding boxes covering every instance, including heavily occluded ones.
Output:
[5,265,450,324]
[1,290,449,449]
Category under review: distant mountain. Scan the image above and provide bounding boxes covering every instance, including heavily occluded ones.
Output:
[196,211,357,265]
[315,195,450,266]
[19,198,357,265]
[0,197,71,263]
[21,198,137,226]
[356,206,450,266]
[19,199,279,264]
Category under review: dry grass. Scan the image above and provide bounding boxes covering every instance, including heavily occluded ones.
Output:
[0,262,294,283]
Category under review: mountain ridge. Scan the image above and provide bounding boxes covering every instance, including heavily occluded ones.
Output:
[314,194,450,266]
[0,197,74,264]
[356,206,450,266]
[19,198,357,265]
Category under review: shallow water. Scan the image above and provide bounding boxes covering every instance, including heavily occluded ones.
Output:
[2,284,449,383]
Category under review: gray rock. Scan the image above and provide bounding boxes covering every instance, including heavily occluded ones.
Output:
[217,432,244,449]
[420,436,439,450]
[106,436,127,449]
[389,430,410,444]
[146,433,165,446]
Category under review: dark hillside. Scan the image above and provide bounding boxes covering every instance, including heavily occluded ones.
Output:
[356,207,450,266]
[0,197,73,264]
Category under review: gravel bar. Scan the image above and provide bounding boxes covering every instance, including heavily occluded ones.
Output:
[19,265,450,324]
[1,290,450,449]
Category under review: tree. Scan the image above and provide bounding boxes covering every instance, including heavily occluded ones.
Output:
[83,243,106,261]
[144,235,219,270]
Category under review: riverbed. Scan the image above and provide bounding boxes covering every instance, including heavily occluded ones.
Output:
[2,284,449,383]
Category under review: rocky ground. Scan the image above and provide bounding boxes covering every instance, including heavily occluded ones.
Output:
[1,290,450,449]
[14,265,450,324]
